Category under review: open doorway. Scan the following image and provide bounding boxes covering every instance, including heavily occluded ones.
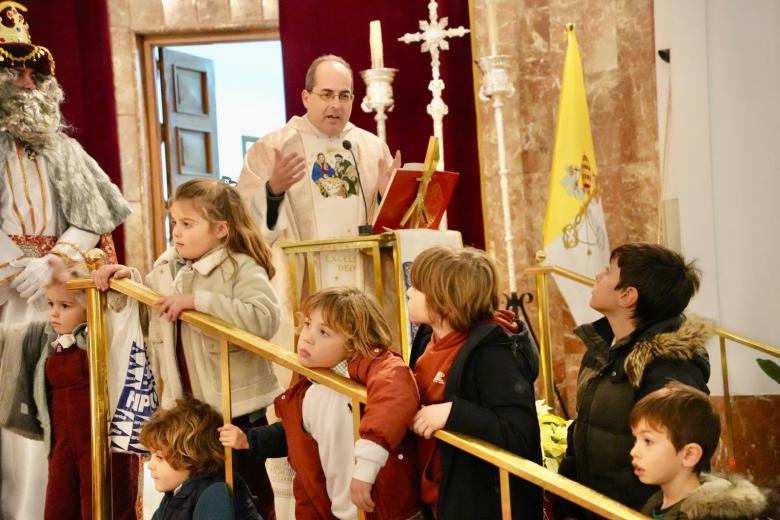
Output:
[139,37,286,518]
[141,34,286,255]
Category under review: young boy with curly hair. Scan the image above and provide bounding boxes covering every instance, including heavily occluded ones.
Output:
[140,397,259,520]
[220,287,421,520]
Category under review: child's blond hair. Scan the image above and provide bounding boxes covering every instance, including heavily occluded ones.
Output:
[47,261,91,306]
[139,397,224,475]
[300,286,392,360]
[409,246,499,332]
[171,178,275,279]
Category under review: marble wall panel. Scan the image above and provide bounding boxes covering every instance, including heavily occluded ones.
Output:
[196,0,231,26]
[129,0,165,32]
[710,395,780,487]
[230,0,263,22]
[109,26,137,116]
[116,115,142,202]
[261,0,278,21]
[107,0,129,28]
[162,0,198,29]
[122,201,146,271]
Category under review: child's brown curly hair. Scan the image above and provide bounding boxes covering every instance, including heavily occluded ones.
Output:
[139,397,224,475]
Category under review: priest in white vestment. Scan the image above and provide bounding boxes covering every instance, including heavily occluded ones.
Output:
[0,5,131,518]
[237,54,401,345]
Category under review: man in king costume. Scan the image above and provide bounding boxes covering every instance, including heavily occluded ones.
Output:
[0,3,132,518]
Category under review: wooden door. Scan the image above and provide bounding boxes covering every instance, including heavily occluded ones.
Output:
[159,48,220,194]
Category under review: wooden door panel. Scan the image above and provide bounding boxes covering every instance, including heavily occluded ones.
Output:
[174,65,209,115]
[176,127,213,175]
[159,48,219,193]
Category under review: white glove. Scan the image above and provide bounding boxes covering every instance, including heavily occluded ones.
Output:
[9,255,56,303]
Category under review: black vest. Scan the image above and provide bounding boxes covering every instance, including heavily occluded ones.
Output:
[154,473,261,520]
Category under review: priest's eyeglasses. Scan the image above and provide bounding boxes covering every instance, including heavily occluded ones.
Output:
[310,90,354,102]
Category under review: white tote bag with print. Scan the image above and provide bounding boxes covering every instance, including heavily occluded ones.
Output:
[106,296,158,454]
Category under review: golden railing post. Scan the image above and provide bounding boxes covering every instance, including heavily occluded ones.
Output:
[534,251,555,407]
[305,252,317,296]
[719,336,736,470]
[371,244,383,305]
[499,468,511,519]
[220,338,234,493]
[286,251,300,329]
[84,249,111,520]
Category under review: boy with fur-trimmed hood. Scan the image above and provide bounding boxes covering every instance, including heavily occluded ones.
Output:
[631,382,766,520]
[553,243,712,518]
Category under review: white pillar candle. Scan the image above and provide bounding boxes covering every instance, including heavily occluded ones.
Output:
[487,0,498,56]
[369,20,384,69]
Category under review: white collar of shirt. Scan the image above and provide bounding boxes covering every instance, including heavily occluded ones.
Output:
[52,333,77,350]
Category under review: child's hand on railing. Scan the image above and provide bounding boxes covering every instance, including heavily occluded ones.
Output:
[92,264,132,291]
[218,424,249,450]
[412,402,453,439]
[154,294,195,322]
[350,478,376,513]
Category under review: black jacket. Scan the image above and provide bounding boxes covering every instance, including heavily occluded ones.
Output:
[411,321,543,520]
[555,315,712,518]
[152,472,262,520]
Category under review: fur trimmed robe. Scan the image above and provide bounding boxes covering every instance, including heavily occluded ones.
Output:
[0,133,131,235]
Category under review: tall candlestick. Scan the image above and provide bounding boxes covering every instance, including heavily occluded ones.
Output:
[487,0,498,56]
[369,20,384,69]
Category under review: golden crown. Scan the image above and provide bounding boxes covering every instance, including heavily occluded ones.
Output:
[0,2,31,45]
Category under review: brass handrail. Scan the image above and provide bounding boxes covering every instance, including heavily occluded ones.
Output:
[69,275,649,520]
[715,326,780,358]
[523,263,780,472]
[525,265,596,287]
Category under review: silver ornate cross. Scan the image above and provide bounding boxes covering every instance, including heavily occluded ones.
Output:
[398,0,469,169]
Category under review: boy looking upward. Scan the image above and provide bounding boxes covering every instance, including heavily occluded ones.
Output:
[555,243,712,518]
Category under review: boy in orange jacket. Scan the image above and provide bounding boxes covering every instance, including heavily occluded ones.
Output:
[220,287,422,520]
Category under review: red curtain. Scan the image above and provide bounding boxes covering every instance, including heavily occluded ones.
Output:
[279,1,485,248]
[26,0,126,262]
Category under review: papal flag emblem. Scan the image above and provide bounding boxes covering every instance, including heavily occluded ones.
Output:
[542,24,610,325]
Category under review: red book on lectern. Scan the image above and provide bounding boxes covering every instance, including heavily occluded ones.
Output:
[372,168,459,233]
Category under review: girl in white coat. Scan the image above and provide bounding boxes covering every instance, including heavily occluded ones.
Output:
[94,178,281,518]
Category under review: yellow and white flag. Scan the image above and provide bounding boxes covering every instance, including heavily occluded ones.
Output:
[543,25,610,325]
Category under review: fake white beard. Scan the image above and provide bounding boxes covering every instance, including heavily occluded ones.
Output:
[0,72,64,147]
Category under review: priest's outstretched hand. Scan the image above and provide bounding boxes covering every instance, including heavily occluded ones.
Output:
[268,148,307,195]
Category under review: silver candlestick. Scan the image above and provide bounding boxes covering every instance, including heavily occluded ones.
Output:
[360,67,398,143]
[477,54,519,299]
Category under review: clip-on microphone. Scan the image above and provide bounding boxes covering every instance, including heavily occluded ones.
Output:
[342,139,374,236]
